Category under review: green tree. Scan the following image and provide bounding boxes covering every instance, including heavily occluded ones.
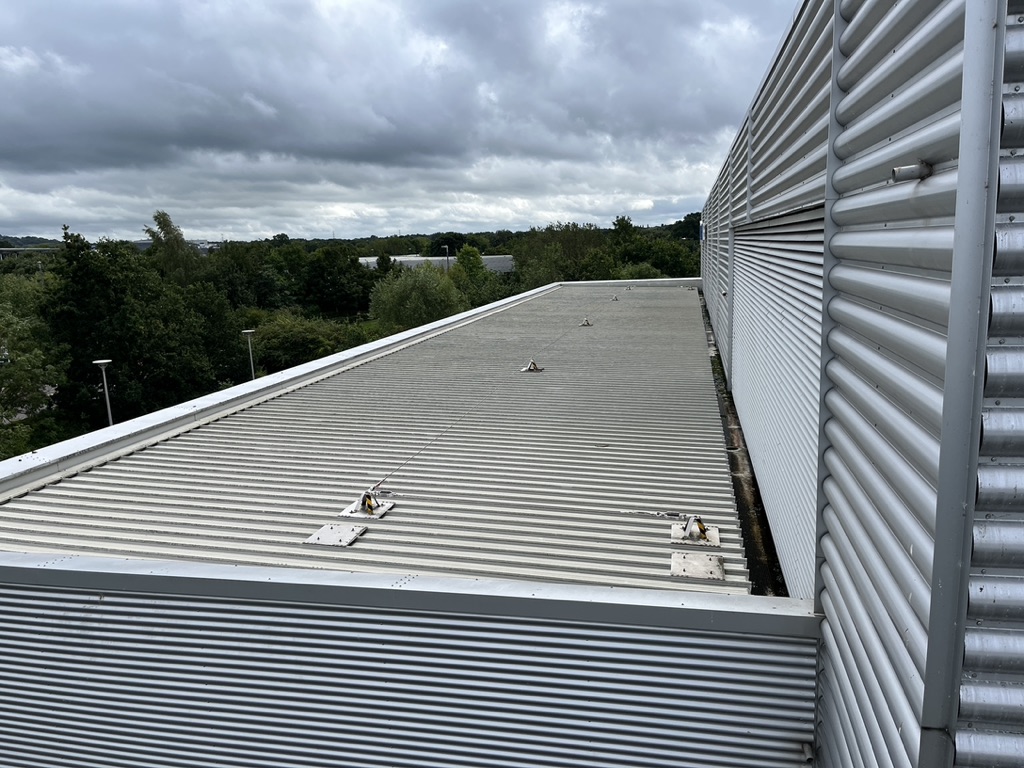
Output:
[671,212,702,241]
[513,241,566,290]
[144,210,202,285]
[370,264,469,332]
[251,310,349,374]
[302,245,374,318]
[196,240,290,310]
[47,230,227,428]
[617,262,665,280]
[448,245,509,307]
[183,281,250,386]
[0,274,66,458]
[375,253,399,277]
[430,233,467,266]
[646,238,700,277]
[511,222,606,288]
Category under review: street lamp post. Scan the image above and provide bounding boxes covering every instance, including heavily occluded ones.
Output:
[441,244,449,271]
[242,330,256,380]
[92,359,113,426]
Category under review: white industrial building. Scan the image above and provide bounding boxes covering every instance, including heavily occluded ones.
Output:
[358,254,514,272]
[3,2,1024,767]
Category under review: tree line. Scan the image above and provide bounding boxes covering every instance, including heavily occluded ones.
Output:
[0,211,700,459]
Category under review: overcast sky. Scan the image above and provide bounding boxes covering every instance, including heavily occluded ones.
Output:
[0,0,797,242]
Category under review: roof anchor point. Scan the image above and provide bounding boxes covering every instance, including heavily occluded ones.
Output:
[579,318,592,327]
[670,514,722,548]
[521,359,544,372]
[359,490,377,515]
[683,515,708,541]
[339,486,396,518]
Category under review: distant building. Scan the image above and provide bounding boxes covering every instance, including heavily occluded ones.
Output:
[132,239,221,255]
[360,253,514,272]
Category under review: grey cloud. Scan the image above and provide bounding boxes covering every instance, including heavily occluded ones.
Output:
[0,0,797,239]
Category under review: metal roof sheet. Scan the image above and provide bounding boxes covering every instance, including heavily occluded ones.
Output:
[0,281,749,592]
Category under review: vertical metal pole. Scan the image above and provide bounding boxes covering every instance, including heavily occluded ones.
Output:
[93,359,113,426]
[100,367,112,426]
[919,3,1005,765]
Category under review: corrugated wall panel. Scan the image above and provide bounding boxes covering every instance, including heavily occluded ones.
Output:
[702,164,732,377]
[729,121,749,224]
[0,568,818,768]
[732,208,824,599]
[702,0,831,395]
[956,9,1024,764]
[747,1,832,221]
[703,114,751,381]
[705,0,1019,766]
[817,1,967,767]
[702,0,832,600]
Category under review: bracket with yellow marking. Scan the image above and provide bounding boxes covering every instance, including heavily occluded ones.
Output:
[339,488,395,519]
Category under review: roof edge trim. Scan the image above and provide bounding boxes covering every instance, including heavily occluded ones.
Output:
[0,551,818,638]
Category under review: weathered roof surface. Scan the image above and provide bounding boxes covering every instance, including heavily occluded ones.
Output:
[0,281,749,592]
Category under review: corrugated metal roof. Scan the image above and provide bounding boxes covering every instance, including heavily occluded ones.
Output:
[0,282,749,592]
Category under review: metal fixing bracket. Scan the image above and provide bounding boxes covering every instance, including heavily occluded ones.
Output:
[340,488,395,519]
[304,524,367,547]
[671,515,721,547]
[670,552,725,580]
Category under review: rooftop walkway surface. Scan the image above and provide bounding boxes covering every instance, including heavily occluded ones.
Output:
[0,281,749,592]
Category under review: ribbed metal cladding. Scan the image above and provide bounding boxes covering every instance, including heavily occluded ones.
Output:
[817,1,967,767]
[701,0,833,601]
[702,114,754,383]
[703,1,1022,766]
[0,580,817,768]
[956,11,1024,764]
[731,208,824,599]
[747,0,832,221]
[0,283,748,593]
